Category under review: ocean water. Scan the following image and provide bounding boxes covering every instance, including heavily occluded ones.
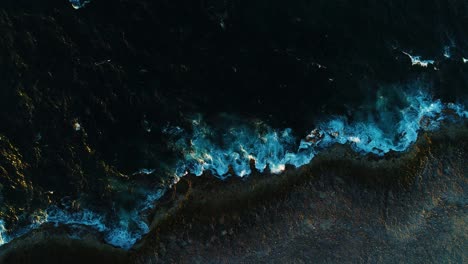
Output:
[0,87,466,249]
[0,0,467,254]
[173,89,467,179]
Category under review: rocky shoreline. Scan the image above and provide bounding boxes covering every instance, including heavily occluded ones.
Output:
[0,0,467,262]
[1,123,466,263]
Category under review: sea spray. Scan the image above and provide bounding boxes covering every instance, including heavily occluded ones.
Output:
[174,90,467,179]
[0,220,8,246]
[0,188,166,249]
[69,0,91,9]
[0,90,466,250]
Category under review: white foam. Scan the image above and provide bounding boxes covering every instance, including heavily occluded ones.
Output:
[444,46,451,58]
[175,90,467,179]
[104,210,147,249]
[402,51,435,67]
[69,0,91,9]
[46,207,108,232]
[1,89,467,250]
[133,168,156,175]
[0,220,8,246]
[0,187,166,250]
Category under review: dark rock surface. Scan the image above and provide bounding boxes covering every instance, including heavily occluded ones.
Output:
[0,0,467,262]
[0,126,466,263]
[130,127,467,263]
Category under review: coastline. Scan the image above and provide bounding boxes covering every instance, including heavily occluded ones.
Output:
[1,123,466,263]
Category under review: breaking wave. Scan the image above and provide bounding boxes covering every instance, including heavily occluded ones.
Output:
[0,89,466,250]
[0,189,166,249]
[69,0,91,9]
[174,89,467,179]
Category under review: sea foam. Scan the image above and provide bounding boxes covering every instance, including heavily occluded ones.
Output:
[0,90,466,250]
[174,90,467,179]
